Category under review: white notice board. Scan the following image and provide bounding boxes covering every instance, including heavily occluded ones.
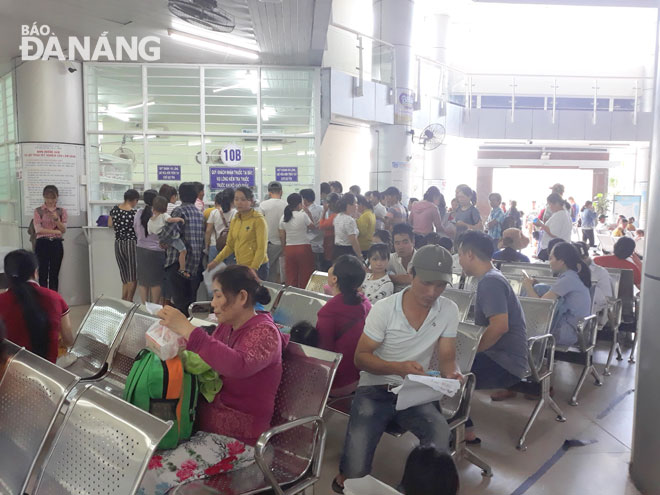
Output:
[22,143,83,216]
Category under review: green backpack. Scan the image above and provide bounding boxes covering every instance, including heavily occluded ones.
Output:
[123,349,199,449]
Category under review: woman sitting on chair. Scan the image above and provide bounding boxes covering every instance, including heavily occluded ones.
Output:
[521,242,592,347]
[317,255,371,396]
[141,265,289,494]
[0,250,73,363]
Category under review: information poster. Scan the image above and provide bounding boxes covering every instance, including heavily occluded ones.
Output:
[395,88,415,125]
[613,195,641,221]
[209,167,255,189]
[22,143,82,216]
[275,167,298,182]
[157,165,181,181]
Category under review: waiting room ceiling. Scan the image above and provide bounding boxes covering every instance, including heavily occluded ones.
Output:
[0,0,332,75]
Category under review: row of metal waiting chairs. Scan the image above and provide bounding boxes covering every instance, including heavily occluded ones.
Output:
[2,296,345,495]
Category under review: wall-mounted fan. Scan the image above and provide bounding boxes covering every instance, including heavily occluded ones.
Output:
[168,0,236,32]
[195,151,209,164]
[411,123,446,151]
[113,136,135,162]
[210,149,224,164]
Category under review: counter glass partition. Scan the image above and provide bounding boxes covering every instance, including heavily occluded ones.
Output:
[85,64,319,225]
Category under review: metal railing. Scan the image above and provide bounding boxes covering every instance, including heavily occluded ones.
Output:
[326,23,396,99]
[325,25,652,125]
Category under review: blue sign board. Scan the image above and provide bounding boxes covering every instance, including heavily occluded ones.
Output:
[157,165,181,181]
[275,167,298,182]
[209,167,255,189]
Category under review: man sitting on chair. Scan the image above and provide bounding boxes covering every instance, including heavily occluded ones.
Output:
[457,231,528,403]
[332,245,462,493]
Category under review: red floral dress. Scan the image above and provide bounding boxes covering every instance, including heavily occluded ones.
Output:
[138,432,254,495]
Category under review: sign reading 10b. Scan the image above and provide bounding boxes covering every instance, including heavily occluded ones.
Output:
[221,145,243,165]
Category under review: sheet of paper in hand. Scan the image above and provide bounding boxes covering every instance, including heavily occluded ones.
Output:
[391,375,461,411]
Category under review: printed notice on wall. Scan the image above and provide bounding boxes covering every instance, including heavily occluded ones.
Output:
[22,143,82,216]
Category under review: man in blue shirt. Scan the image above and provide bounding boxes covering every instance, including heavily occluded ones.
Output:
[458,231,529,441]
[486,192,505,251]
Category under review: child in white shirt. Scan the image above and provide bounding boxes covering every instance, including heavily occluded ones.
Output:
[149,196,188,276]
[362,243,394,304]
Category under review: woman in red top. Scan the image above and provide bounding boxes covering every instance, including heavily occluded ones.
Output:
[317,254,371,396]
[33,185,68,291]
[157,264,288,445]
[319,192,340,271]
[0,250,73,362]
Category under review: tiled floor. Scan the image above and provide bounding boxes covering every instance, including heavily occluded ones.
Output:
[317,342,641,495]
[67,306,642,495]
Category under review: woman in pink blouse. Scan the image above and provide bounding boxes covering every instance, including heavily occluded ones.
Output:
[33,185,68,291]
[158,265,289,445]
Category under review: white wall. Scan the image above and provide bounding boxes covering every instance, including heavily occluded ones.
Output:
[320,124,373,191]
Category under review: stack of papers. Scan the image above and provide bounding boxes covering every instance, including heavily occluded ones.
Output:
[391,375,461,411]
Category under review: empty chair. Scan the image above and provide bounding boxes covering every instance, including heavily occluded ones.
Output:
[555,315,603,406]
[94,306,159,396]
[272,287,332,327]
[515,297,565,450]
[442,323,492,477]
[0,346,79,495]
[174,342,342,495]
[502,273,524,296]
[597,234,615,254]
[442,289,475,322]
[31,384,171,495]
[305,270,329,293]
[57,296,136,379]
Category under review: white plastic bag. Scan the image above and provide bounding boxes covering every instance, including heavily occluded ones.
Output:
[203,262,226,293]
[145,321,186,361]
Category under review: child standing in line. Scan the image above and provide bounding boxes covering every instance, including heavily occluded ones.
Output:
[149,196,188,277]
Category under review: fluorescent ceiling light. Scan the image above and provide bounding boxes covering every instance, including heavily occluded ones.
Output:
[266,145,283,151]
[124,101,156,111]
[168,29,260,60]
[133,135,157,140]
[187,139,212,146]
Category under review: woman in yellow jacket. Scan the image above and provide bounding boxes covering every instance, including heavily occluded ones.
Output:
[207,187,269,280]
[356,194,376,258]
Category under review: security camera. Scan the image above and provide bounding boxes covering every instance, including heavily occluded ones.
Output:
[64,61,77,73]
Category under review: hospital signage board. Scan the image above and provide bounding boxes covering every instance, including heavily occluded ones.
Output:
[209,167,255,189]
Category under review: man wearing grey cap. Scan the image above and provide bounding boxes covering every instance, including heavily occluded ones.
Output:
[333,245,462,493]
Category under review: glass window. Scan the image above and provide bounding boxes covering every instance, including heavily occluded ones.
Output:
[204,68,258,134]
[145,135,203,195]
[87,65,143,133]
[261,138,315,198]
[147,67,201,133]
[205,136,258,200]
[261,69,315,135]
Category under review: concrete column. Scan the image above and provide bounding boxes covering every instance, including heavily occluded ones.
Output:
[475,167,493,217]
[372,0,414,199]
[633,146,651,229]
[592,168,609,198]
[421,14,450,197]
[630,11,660,495]
[15,60,90,305]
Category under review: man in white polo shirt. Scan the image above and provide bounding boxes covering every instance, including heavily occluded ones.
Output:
[332,245,462,493]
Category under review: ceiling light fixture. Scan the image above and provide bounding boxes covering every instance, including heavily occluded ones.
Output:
[168,29,259,60]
